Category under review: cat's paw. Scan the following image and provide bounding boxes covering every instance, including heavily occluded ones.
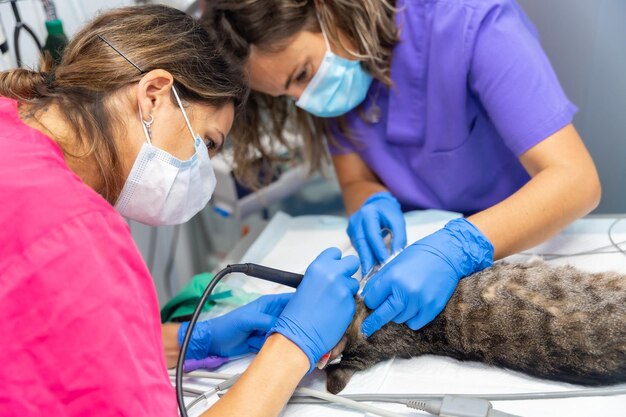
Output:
[326,366,356,394]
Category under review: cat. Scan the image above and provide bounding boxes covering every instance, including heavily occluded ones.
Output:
[324,260,626,394]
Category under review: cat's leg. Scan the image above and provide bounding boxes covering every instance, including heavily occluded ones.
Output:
[326,365,357,394]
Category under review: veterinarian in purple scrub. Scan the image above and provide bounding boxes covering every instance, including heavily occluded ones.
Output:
[203,0,601,336]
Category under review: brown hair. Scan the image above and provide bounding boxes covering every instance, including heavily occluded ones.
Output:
[202,0,398,189]
[0,5,248,203]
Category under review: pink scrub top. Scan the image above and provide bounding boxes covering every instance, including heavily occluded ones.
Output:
[0,98,177,416]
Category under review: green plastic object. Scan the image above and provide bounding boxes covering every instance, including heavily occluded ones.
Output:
[43,20,68,64]
[160,272,232,323]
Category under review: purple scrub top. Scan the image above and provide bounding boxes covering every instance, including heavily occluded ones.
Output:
[329,0,577,215]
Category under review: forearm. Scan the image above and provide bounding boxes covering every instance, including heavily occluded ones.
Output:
[162,323,182,368]
[201,334,309,417]
[468,130,601,259]
[332,153,387,214]
[341,180,387,214]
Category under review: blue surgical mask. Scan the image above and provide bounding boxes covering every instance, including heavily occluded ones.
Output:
[295,18,373,118]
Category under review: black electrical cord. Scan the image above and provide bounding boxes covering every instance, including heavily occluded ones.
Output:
[0,18,9,56]
[174,218,626,415]
[10,0,42,67]
[175,263,303,417]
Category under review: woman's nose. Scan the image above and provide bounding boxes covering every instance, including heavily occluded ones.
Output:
[286,85,306,102]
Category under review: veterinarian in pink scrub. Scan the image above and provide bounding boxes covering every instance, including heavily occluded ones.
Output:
[0,6,359,417]
[204,0,601,335]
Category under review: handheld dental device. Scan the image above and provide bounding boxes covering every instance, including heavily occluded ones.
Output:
[177,228,403,415]
[176,263,304,417]
[357,229,401,294]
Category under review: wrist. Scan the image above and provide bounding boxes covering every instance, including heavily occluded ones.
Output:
[162,323,182,368]
[450,218,494,265]
[414,218,494,278]
[270,316,320,373]
[363,190,394,206]
[178,320,213,360]
[446,218,494,275]
[262,334,310,376]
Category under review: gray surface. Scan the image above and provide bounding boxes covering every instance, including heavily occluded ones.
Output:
[517,0,626,213]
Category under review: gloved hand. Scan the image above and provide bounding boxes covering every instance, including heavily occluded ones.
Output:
[347,191,407,276]
[270,247,360,372]
[178,292,293,359]
[361,218,494,337]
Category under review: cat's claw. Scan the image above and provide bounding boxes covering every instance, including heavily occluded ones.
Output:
[317,353,343,370]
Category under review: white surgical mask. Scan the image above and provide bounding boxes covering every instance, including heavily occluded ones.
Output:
[115,86,217,226]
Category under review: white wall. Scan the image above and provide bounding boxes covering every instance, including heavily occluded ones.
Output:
[517,0,626,214]
[0,0,134,70]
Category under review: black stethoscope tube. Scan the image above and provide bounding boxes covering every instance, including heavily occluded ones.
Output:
[176,263,303,416]
[10,0,42,67]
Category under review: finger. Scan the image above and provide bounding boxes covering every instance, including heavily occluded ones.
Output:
[260,293,294,316]
[361,296,404,337]
[363,214,391,265]
[337,254,360,276]
[344,276,360,296]
[248,334,267,352]
[361,270,392,309]
[386,215,407,255]
[239,313,277,333]
[406,311,436,331]
[393,300,419,324]
[353,237,375,276]
[315,247,343,262]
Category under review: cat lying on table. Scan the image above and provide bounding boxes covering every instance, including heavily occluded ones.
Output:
[324,260,626,394]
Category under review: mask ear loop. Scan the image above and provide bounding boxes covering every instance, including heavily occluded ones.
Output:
[316,12,332,52]
[171,85,197,141]
[316,10,361,59]
[138,106,154,145]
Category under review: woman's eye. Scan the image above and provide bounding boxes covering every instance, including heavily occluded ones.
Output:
[204,136,217,151]
[296,67,308,83]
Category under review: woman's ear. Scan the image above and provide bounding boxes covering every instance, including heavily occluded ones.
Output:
[136,69,175,121]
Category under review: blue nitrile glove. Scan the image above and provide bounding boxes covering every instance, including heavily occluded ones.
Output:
[361,218,494,337]
[178,292,293,360]
[347,192,407,276]
[270,247,360,372]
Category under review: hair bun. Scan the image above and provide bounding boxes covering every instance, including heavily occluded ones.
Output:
[0,68,52,102]
[42,72,56,89]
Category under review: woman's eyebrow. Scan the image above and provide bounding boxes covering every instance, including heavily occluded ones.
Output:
[284,67,297,91]
[215,129,226,152]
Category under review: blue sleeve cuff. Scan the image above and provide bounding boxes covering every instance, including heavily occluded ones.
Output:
[414,218,494,278]
[364,191,394,206]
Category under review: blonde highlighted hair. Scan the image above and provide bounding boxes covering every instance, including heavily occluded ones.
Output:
[0,5,248,203]
[202,0,398,189]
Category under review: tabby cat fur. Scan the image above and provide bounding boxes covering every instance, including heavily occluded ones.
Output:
[325,260,626,394]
